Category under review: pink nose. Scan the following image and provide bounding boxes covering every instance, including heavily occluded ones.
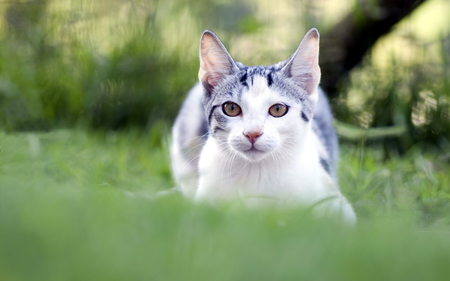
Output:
[244,131,262,144]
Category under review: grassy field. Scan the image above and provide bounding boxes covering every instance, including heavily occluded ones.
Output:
[1,129,450,280]
[1,1,449,279]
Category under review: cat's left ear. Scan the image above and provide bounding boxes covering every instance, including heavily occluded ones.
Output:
[199,30,239,93]
[281,28,321,97]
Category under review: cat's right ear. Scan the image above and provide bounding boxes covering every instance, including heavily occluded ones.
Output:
[199,30,238,92]
[281,28,321,97]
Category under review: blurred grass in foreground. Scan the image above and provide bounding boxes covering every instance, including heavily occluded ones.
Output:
[1,129,450,280]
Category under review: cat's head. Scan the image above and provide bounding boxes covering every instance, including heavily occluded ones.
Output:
[199,29,321,162]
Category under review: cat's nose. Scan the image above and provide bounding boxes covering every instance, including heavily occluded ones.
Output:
[243,131,262,144]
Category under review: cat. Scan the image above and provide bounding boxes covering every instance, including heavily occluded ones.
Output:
[170,28,356,224]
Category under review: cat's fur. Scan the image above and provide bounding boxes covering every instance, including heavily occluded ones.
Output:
[171,28,356,224]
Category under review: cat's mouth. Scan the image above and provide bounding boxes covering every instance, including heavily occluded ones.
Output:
[241,146,268,161]
[229,138,274,161]
[245,146,263,153]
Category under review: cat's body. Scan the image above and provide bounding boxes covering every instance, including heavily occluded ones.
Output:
[171,29,356,223]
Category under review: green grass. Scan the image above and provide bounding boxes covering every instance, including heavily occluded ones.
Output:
[1,129,450,280]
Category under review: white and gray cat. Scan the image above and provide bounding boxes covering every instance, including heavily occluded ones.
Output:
[171,28,356,224]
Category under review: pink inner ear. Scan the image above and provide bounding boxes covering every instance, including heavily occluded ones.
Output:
[199,32,235,88]
[283,29,321,95]
[206,72,221,87]
[201,57,232,87]
[290,68,320,95]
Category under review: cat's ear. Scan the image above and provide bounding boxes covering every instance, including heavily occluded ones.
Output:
[281,28,321,96]
[199,30,238,92]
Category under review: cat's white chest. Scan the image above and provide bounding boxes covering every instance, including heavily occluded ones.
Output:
[195,136,356,225]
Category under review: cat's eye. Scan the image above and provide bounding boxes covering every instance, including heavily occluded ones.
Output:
[269,104,288,117]
[222,102,242,117]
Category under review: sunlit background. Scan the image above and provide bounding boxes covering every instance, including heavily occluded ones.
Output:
[2,1,450,280]
[0,0,449,152]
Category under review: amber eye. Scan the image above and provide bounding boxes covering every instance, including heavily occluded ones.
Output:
[222,102,242,117]
[269,104,288,117]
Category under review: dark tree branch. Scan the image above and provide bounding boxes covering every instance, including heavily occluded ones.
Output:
[320,0,428,99]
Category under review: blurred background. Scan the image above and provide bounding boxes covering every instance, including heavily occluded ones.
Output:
[2,3,450,278]
[0,0,449,153]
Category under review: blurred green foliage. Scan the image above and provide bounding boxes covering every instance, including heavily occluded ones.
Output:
[334,33,450,152]
[0,0,200,130]
[1,2,449,278]
[0,0,448,152]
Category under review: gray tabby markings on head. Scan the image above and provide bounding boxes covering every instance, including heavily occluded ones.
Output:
[198,29,321,126]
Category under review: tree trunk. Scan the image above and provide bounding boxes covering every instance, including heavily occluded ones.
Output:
[320,0,428,99]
